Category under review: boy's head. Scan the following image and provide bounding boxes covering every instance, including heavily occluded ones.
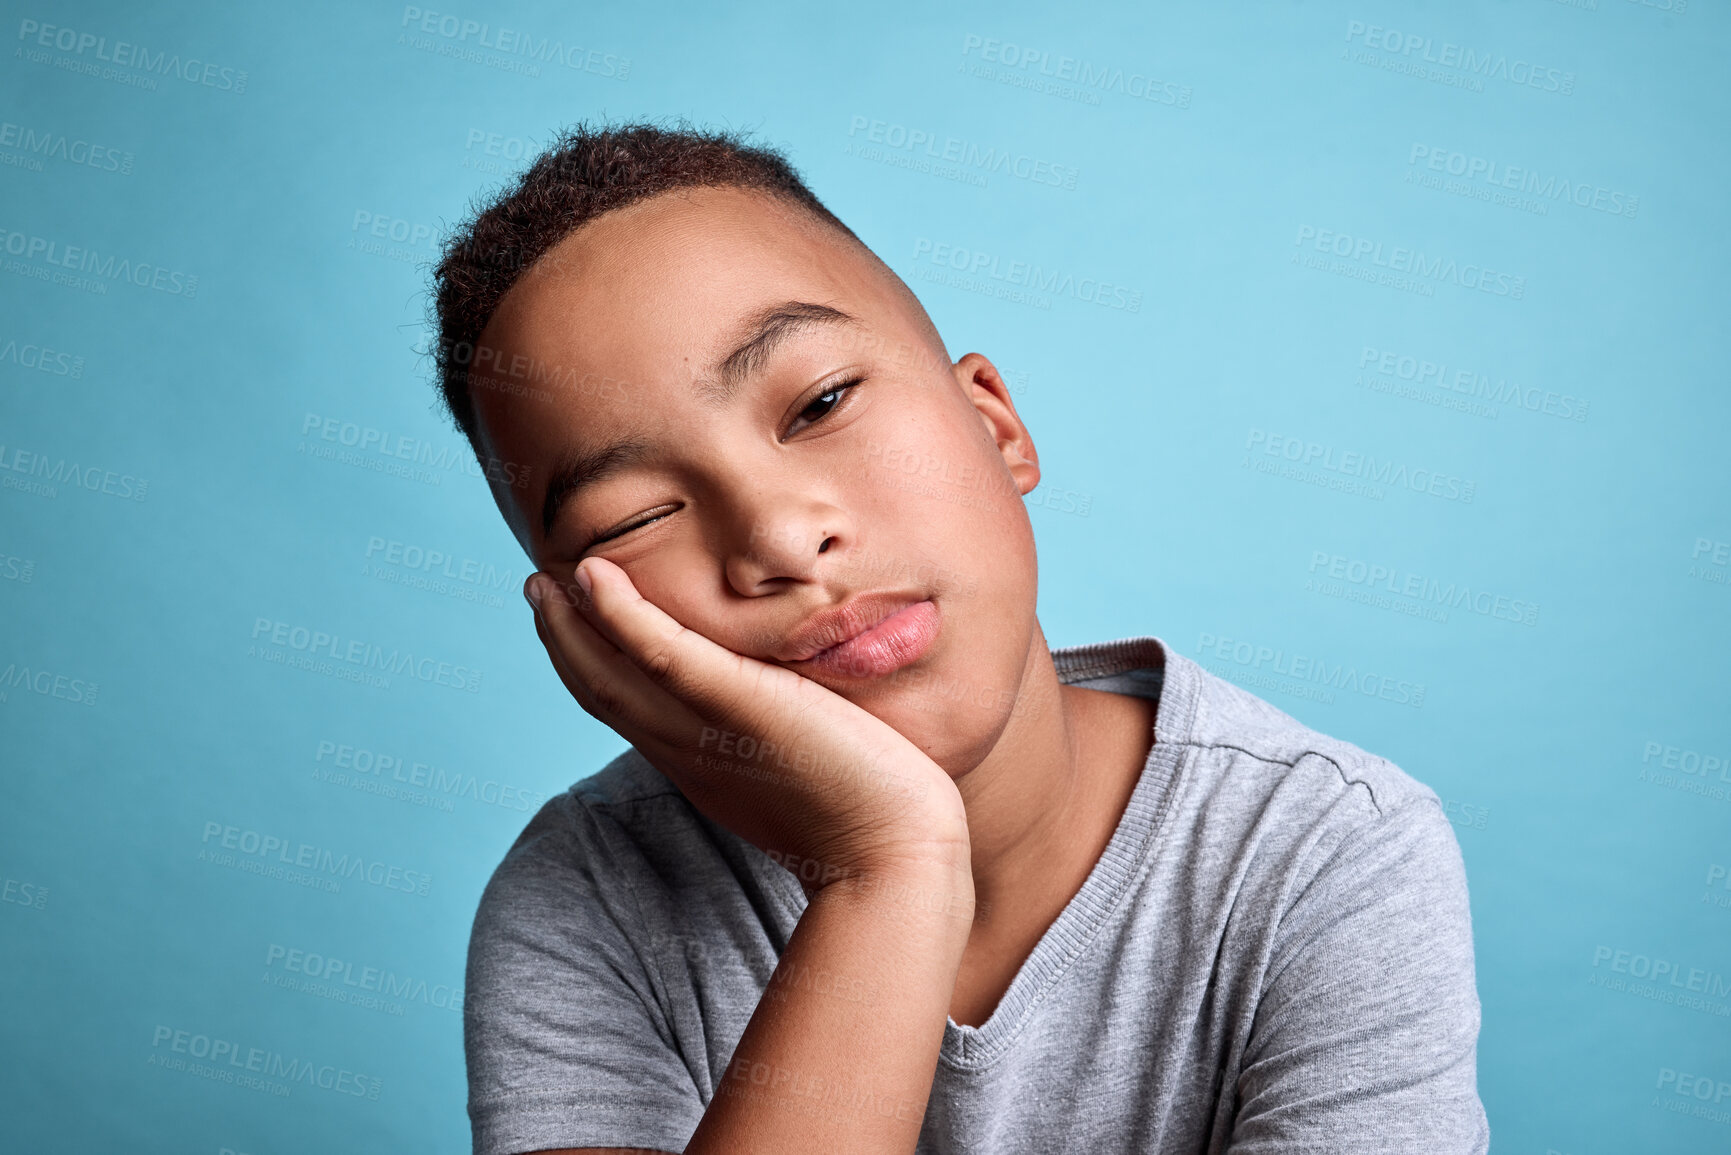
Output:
[430,122,1050,772]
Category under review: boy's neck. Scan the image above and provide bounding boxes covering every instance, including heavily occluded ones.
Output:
[953,623,1159,933]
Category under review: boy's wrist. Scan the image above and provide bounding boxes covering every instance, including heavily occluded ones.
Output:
[810,855,978,940]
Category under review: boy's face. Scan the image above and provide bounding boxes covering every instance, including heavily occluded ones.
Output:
[469,185,1045,774]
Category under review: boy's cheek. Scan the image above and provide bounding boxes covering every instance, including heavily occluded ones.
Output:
[615,558,758,655]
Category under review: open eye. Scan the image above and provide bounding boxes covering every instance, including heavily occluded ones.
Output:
[786,378,861,437]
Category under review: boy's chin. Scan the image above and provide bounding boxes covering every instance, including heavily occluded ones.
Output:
[867,692,1020,773]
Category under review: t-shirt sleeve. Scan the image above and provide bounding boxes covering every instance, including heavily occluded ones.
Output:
[464,795,706,1155]
[1227,794,1490,1154]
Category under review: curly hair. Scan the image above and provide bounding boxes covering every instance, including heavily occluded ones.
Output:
[427,120,867,456]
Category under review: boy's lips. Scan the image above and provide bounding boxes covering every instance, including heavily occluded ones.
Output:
[778,593,941,679]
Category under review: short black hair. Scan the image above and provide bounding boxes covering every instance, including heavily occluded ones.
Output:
[427,120,865,456]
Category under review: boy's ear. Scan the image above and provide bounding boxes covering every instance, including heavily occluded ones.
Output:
[951,352,1040,496]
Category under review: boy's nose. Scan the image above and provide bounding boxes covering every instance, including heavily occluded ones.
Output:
[726,507,851,596]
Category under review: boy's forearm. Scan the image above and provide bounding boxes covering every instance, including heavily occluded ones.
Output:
[685,858,975,1154]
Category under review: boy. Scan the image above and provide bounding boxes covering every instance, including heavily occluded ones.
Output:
[433,123,1488,1154]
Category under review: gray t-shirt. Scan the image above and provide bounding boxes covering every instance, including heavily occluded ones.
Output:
[464,635,1489,1154]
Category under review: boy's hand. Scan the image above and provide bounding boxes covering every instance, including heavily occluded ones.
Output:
[525,558,972,892]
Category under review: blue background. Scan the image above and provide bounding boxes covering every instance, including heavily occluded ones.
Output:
[3,1,1727,1152]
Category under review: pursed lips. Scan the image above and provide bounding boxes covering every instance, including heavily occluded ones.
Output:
[776,591,928,664]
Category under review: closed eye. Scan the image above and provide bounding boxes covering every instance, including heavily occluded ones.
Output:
[582,503,679,553]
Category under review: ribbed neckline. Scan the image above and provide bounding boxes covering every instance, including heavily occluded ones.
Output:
[939,634,1194,1069]
[757,634,1199,1071]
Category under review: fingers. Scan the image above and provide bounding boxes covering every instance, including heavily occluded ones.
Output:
[527,590,599,709]
[526,570,700,750]
[575,557,792,722]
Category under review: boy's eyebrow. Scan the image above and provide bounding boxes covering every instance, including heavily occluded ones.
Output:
[541,437,653,538]
[696,300,860,406]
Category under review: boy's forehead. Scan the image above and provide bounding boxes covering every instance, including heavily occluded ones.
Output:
[478,187,894,388]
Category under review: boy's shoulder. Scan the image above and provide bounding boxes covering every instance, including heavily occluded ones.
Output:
[493,745,688,866]
[1176,647,1439,818]
[1059,635,1443,827]
[471,745,783,954]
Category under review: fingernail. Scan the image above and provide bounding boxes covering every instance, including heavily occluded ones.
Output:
[573,562,593,597]
[524,577,543,609]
